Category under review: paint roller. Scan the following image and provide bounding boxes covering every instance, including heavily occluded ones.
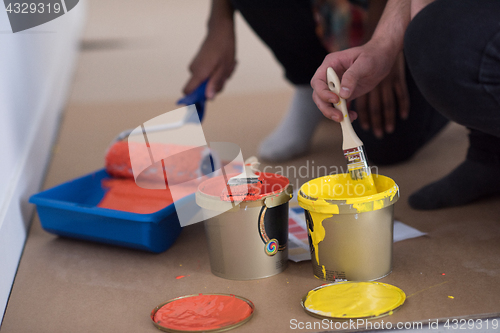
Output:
[105,141,219,185]
[105,80,220,185]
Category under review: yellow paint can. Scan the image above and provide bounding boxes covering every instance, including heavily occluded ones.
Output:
[298,174,399,281]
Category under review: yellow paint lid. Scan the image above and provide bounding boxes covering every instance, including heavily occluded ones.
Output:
[298,174,399,214]
[302,281,406,320]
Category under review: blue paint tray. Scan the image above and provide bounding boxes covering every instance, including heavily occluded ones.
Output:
[29,169,188,253]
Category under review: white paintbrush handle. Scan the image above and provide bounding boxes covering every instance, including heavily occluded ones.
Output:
[230,157,259,181]
[327,67,363,150]
[111,108,197,143]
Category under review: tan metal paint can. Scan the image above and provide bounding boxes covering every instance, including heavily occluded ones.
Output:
[298,174,399,281]
[197,173,293,280]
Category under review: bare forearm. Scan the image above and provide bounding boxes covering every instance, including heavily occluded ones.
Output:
[208,0,235,30]
[184,0,236,97]
[370,0,411,59]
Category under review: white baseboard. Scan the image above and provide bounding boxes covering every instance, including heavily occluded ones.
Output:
[0,3,86,323]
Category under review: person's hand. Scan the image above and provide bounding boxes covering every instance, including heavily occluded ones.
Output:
[183,21,236,100]
[354,52,409,138]
[311,40,399,123]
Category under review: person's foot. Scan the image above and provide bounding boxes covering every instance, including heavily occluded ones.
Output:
[408,160,500,210]
[258,85,324,162]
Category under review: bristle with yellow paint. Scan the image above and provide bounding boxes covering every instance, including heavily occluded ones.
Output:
[344,146,377,196]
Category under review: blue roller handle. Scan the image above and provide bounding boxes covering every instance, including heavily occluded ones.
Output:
[176,80,208,122]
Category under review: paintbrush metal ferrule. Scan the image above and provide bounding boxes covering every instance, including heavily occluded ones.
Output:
[227,178,260,186]
[343,146,371,180]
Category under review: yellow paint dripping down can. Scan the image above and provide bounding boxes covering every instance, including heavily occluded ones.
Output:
[298,173,399,281]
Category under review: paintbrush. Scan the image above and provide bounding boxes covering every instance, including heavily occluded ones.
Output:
[221,157,262,202]
[226,156,261,187]
[327,67,377,195]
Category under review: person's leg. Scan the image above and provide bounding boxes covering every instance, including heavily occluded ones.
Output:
[258,85,325,162]
[232,0,449,164]
[404,0,500,209]
[231,0,328,161]
[231,0,327,85]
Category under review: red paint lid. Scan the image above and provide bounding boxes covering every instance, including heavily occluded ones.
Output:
[151,293,254,332]
[198,172,290,202]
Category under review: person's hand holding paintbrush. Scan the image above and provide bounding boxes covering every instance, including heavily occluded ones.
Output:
[324,67,377,196]
[311,1,409,196]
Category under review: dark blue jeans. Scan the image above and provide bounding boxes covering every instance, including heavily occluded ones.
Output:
[231,0,450,165]
[405,0,500,164]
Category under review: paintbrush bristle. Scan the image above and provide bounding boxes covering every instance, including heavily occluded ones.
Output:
[343,145,378,195]
[343,146,371,180]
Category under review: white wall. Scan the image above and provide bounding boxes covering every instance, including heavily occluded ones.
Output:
[0,2,86,321]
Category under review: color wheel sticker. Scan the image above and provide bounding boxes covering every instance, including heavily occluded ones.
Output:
[265,239,279,256]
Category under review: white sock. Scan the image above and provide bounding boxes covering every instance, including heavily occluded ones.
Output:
[258,85,324,162]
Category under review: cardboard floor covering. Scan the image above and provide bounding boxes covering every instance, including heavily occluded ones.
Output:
[2,94,500,332]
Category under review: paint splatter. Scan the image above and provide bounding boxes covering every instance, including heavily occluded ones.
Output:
[448,296,454,299]
[175,275,189,280]
[407,281,449,298]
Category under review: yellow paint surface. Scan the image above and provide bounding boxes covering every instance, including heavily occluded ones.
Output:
[298,174,399,214]
[302,173,377,199]
[352,171,378,196]
[304,282,406,319]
